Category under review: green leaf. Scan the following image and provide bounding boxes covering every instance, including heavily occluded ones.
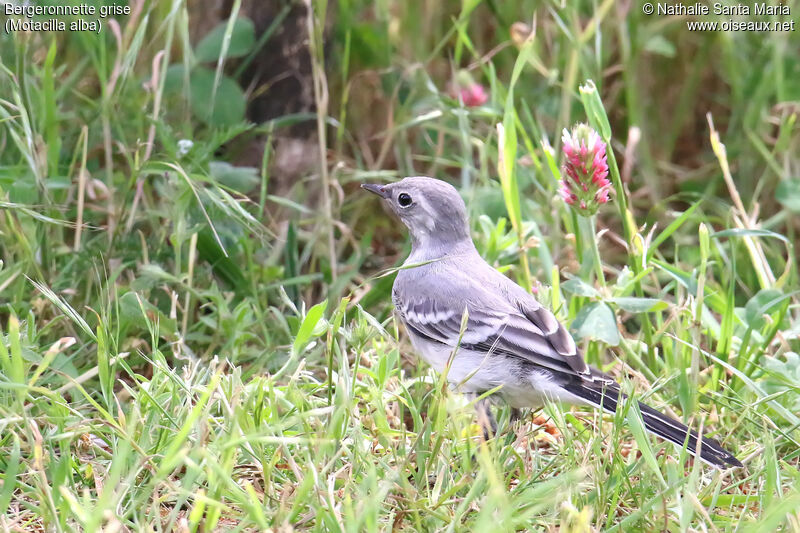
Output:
[196,228,247,292]
[119,291,178,338]
[348,23,391,68]
[209,161,260,194]
[644,35,677,57]
[762,352,800,411]
[626,401,667,486]
[743,289,785,330]
[776,179,800,213]
[292,300,328,355]
[165,65,246,127]
[711,228,789,243]
[561,278,599,298]
[571,302,620,346]
[579,80,611,140]
[645,201,701,262]
[610,297,669,313]
[193,68,246,127]
[0,434,20,514]
[195,17,256,63]
[498,40,535,235]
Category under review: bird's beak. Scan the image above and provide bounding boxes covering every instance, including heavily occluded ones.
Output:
[360,183,390,199]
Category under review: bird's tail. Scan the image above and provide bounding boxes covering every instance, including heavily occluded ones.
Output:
[562,380,742,468]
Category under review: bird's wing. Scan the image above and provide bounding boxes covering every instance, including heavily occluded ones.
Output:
[396,287,603,381]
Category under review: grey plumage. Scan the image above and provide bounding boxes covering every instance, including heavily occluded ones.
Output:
[362,176,742,468]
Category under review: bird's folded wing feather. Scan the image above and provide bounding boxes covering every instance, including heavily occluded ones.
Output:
[397,292,596,379]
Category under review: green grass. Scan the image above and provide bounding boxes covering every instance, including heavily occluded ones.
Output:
[1,0,799,530]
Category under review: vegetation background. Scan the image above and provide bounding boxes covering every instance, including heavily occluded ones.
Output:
[1,0,799,530]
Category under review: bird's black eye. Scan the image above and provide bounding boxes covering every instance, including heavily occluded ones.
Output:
[398,192,413,208]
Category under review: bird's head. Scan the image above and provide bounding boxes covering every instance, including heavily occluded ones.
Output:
[361,177,471,251]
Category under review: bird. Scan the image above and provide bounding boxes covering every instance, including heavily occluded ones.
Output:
[362,176,742,468]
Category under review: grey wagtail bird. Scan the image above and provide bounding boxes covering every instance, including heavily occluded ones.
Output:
[362,176,742,468]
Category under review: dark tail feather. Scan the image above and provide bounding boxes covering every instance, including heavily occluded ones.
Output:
[562,381,742,468]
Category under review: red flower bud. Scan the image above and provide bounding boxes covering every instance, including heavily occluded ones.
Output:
[459,84,488,107]
[559,124,612,216]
